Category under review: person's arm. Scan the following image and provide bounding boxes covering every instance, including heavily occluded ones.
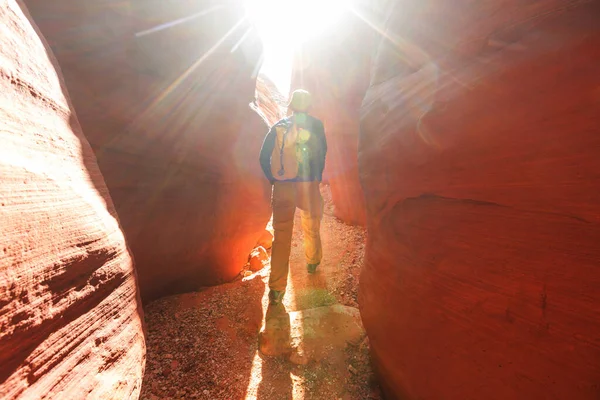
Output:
[259,126,276,183]
[317,121,327,181]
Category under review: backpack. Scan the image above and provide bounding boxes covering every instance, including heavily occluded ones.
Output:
[270,120,312,181]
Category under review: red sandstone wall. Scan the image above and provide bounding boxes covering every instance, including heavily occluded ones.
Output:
[25,0,272,302]
[0,1,145,398]
[358,1,600,398]
[255,74,286,126]
[290,4,384,225]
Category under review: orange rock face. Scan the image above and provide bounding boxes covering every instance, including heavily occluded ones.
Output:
[0,1,145,398]
[358,1,600,399]
[255,74,286,126]
[290,6,383,225]
[248,246,269,272]
[25,0,272,302]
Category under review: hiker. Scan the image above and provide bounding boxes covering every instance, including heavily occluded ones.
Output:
[259,89,327,305]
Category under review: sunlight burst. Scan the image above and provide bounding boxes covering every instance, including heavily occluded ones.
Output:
[245,0,347,94]
[245,0,346,45]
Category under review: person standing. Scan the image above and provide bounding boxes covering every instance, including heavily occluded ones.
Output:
[259,89,327,305]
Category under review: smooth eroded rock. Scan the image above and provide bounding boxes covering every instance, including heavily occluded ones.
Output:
[359,1,600,399]
[24,0,273,302]
[256,229,274,250]
[254,74,286,126]
[290,3,386,225]
[0,2,145,398]
[248,246,269,272]
[259,304,365,362]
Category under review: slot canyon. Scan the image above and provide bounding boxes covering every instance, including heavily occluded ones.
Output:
[1,0,599,399]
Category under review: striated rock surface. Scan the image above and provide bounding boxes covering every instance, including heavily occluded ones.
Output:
[25,0,272,302]
[254,74,286,126]
[359,1,600,399]
[290,3,386,225]
[0,1,145,398]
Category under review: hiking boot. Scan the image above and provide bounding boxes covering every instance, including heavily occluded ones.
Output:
[307,263,320,274]
[268,289,284,305]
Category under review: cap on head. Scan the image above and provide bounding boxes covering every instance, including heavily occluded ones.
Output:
[288,89,312,113]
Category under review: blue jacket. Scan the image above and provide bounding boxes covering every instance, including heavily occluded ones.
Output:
[259,114,327,183]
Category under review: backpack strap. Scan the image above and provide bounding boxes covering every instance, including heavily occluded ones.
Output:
[277,122,294,177]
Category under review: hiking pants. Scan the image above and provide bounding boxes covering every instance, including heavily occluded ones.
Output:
[269,181,323,292]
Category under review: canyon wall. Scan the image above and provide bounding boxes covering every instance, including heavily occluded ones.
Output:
[1,1,145,398]
[254,74,286,126]
[290,3,385,225]
[358,0,600,398]
[25,0,272,302]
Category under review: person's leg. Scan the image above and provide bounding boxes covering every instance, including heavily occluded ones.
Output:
[297,182,323,272]
[269,182,296,295]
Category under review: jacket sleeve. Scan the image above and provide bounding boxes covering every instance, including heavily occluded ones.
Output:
[317,121,327,181]
[259,126,276,183]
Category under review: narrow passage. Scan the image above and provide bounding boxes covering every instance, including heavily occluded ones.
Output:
[140,185,381,399]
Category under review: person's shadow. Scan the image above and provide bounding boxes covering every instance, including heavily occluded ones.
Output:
[256,302,293,399]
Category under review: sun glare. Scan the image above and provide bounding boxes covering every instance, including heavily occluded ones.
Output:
[245,0,346,94]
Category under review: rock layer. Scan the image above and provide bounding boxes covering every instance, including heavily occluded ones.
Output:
[254,74,286,126]
[359,1,600,399]
[25,0,272,302]
[0,1,145,398]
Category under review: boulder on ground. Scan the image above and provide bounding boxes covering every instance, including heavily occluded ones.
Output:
[256,230,274,250]
[249,246,270,272]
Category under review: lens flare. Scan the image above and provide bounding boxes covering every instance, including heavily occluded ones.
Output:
[245,0,347,93]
